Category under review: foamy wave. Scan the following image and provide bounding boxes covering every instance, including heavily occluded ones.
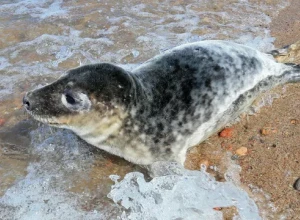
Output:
[0,0,67,19]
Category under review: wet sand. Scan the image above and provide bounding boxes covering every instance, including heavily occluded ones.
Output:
[253,0,300,218]
[186,0,300,219]
[271,0,300,48]
[0,0,299,218]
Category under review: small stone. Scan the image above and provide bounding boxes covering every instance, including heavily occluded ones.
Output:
[219,128,234,138]
[0,118,5,126]
[213,207,222,211]
[261,127,277,136]
[231,155,239,160]
[293,178,300,191]
[290,119,298,124]
[235,147,248,156]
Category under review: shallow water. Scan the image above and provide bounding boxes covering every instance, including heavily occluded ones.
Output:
[0,0,289,219]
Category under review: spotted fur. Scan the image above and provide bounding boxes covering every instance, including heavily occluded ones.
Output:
[24,40,300,165]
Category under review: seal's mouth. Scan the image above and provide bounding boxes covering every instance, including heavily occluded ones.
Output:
[25,109,65,127]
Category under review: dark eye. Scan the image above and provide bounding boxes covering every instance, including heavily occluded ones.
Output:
[65,93,76,104]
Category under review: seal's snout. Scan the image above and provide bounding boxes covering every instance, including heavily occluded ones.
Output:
[23,93,32,111]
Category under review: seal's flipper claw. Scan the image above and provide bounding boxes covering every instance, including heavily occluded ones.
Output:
[271,41,300,63]
[268,48,289,57]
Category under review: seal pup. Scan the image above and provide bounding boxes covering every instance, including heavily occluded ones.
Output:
[23,40,300,165]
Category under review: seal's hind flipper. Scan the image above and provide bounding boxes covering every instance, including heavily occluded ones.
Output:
[268,47,289,57]
[269,41,300,63]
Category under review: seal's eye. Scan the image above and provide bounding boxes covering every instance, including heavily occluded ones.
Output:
[61,90,91,112]
[65,93,76,105]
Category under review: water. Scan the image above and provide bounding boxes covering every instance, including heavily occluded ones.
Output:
[109,163,261,220]
[0,0,288,219]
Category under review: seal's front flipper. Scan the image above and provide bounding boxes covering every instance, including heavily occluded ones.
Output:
[282,64,300,83]
[290,64,300,82]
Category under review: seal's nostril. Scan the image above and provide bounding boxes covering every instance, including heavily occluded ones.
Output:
[23,96,31,110]
[25,101,30,108]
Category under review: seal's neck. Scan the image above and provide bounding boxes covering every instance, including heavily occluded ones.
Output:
[127,73,150,105]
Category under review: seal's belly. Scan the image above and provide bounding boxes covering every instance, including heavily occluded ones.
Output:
[94,142,155,165]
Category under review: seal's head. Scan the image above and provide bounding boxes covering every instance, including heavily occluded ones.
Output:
[23,63,134,133]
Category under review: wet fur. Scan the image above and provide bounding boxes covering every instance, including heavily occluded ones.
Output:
[24,40,299,165]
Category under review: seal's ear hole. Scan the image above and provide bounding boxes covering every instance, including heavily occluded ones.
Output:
[61,91,91,112]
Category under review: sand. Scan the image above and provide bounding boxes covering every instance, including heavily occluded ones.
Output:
[0,0,299,218]
[185,1,300,219]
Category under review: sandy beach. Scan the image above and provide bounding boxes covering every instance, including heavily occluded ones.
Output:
[186,0,300,218]
[0,0,299,219]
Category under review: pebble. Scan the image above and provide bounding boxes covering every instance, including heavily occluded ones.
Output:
[213,207,222,211]
[0,118,6,126]
[231,155,239,160]
[290,119,298,124]
[261,127,277,136]
[293,178,300,191]
[235,147,248,156]
[219,128,234,138]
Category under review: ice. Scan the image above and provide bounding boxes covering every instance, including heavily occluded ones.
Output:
[109,162,261,220]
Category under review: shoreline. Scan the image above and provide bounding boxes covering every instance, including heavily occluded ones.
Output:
[241,0,300,217]
[271,0,300,48]
[187,1,300,219]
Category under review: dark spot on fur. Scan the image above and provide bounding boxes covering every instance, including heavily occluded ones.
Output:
[263,81,268,86]
[213,66,221,72]
[204,78,212,89]
[157,122,164,132]
[153,138,160,144]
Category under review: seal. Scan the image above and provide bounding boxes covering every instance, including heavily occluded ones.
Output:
[23,40,300,165]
